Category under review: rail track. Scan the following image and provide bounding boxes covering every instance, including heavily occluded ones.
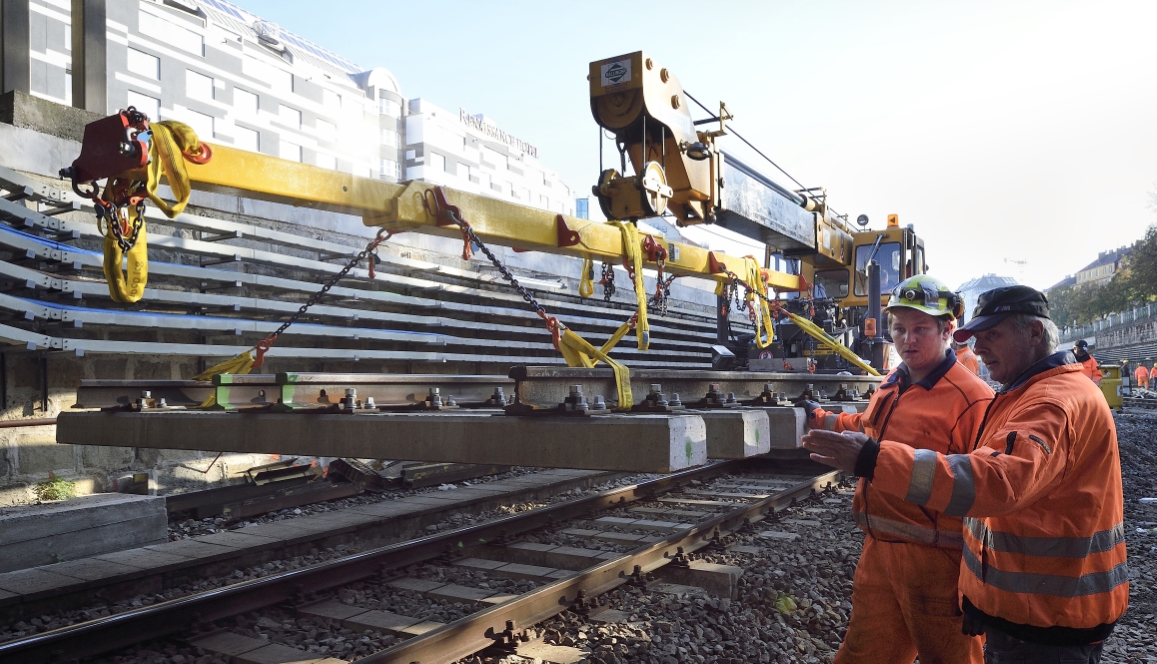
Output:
[0,457,842,664]
[1121,395,1157,411]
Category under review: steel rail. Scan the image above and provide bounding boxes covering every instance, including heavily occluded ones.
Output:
[361,466,843,663]
[0,458,777,664]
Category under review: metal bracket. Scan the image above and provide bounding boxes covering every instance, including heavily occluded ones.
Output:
[555,215,580,247]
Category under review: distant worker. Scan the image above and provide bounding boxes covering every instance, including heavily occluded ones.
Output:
[1134,361,1150,391]
[804,285,1128,663]
[952,338,980,375]
[1073,339,1103,384]
[801,275,991,664]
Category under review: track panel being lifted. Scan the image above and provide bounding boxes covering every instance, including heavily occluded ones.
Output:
[56,411,709,473]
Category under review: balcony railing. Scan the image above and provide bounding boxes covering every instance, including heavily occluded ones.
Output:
[1059,303,1156,344]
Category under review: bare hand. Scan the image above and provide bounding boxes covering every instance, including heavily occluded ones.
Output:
[802,429,870,474]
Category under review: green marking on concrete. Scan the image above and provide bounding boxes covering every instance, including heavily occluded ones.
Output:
[755,428,761,443]
[685,438,694,461]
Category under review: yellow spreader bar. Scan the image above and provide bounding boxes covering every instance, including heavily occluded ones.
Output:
[175,145,799,290]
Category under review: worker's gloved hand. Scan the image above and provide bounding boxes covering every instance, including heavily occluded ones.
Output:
[798,399,825,428]
[961,613,986,637]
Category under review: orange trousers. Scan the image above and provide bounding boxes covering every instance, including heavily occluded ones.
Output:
[834,537,983,664]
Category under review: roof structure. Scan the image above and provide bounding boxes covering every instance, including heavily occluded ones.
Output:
[196,0,396,90]
[1077,246,1131,273]
[957,274,1018,293]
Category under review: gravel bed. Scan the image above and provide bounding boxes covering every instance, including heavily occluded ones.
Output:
[484,483,859,664]
[0,471,665,647]
[167,465,548,540]
[1102,412,1157,663]
[409,563,539,595]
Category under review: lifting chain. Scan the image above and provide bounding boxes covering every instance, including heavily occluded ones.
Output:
[96,197,146,254]
[251,228,395,367]
[421,188,556,337]
[599,261,617,302]
[650,273,678,317]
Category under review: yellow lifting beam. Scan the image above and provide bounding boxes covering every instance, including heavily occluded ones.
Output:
[178,144,801,290]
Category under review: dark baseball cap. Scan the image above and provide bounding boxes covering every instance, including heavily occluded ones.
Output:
[953,285,1050,342]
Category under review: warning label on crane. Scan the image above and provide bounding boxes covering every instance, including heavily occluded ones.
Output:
[601,61,631,87]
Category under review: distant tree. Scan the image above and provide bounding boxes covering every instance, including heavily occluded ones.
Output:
[1118,224,1157,305]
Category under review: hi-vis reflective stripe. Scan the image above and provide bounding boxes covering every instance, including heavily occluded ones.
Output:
[854,512,964,548]
[945,455,976,516]
[965,518,1126,558]
[905,449,937,505]
[962,545,1129,597]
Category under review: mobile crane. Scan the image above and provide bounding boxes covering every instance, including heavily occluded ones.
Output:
[61,51,930,387]
[588,52,927,373]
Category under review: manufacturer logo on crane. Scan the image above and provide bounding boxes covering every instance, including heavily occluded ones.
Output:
[601,61,631,86]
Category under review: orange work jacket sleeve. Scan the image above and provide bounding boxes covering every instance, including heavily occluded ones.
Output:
[957,349,980,375]
[1080,357,1103,384]
[871,398,1068,518]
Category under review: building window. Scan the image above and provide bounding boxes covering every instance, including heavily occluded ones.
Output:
[405,149,416,160]
[380,158,399,179]
[316,153,337,170]
[482,147,507,170]
[279,104,301,129]
[186,70,214,101]
[138,11,203,56]
[323,89,342,111]
[126,91,160,122]
[279,140,302,162]
[429,153,446,172]
[182,109,214,139]
[127,48,160,79]
[243,55,291,91]
[316,119,336,142]
[234,125,259,152]
[234,88,258,116]
[379,98,399,117]
[540,195,550,208]
[459,163,472,180]
[381,129,397,147]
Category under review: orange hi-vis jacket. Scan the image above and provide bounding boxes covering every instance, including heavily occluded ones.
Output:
[956,346,980,375]
[815,349,994,548]
[1077,353,1103,384]
[864,351,1128,645]
[1134,364,1149,388]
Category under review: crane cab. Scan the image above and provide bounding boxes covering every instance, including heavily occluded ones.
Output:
[802,225,926,308]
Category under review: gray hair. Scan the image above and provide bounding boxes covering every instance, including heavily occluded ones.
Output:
[1008,314,1059,354]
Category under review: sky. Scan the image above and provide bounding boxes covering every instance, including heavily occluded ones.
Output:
[234,0,1157,291]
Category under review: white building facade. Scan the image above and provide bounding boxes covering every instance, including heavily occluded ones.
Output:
[404,99,576,216]
[21,0,581,213]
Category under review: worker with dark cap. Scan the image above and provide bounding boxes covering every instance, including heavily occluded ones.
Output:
[802,275,992,664]
[953,338,980,375]
[803,285,1127,663]
[1073,339,1103,384]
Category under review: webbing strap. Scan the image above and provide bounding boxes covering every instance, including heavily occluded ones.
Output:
[614,221,650,350]
[744,257,775,349]
[102,218,148,303]
[193,351,256,408]
[145,121,204,218]
[579,256,595,298]
[557,328,633,411]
